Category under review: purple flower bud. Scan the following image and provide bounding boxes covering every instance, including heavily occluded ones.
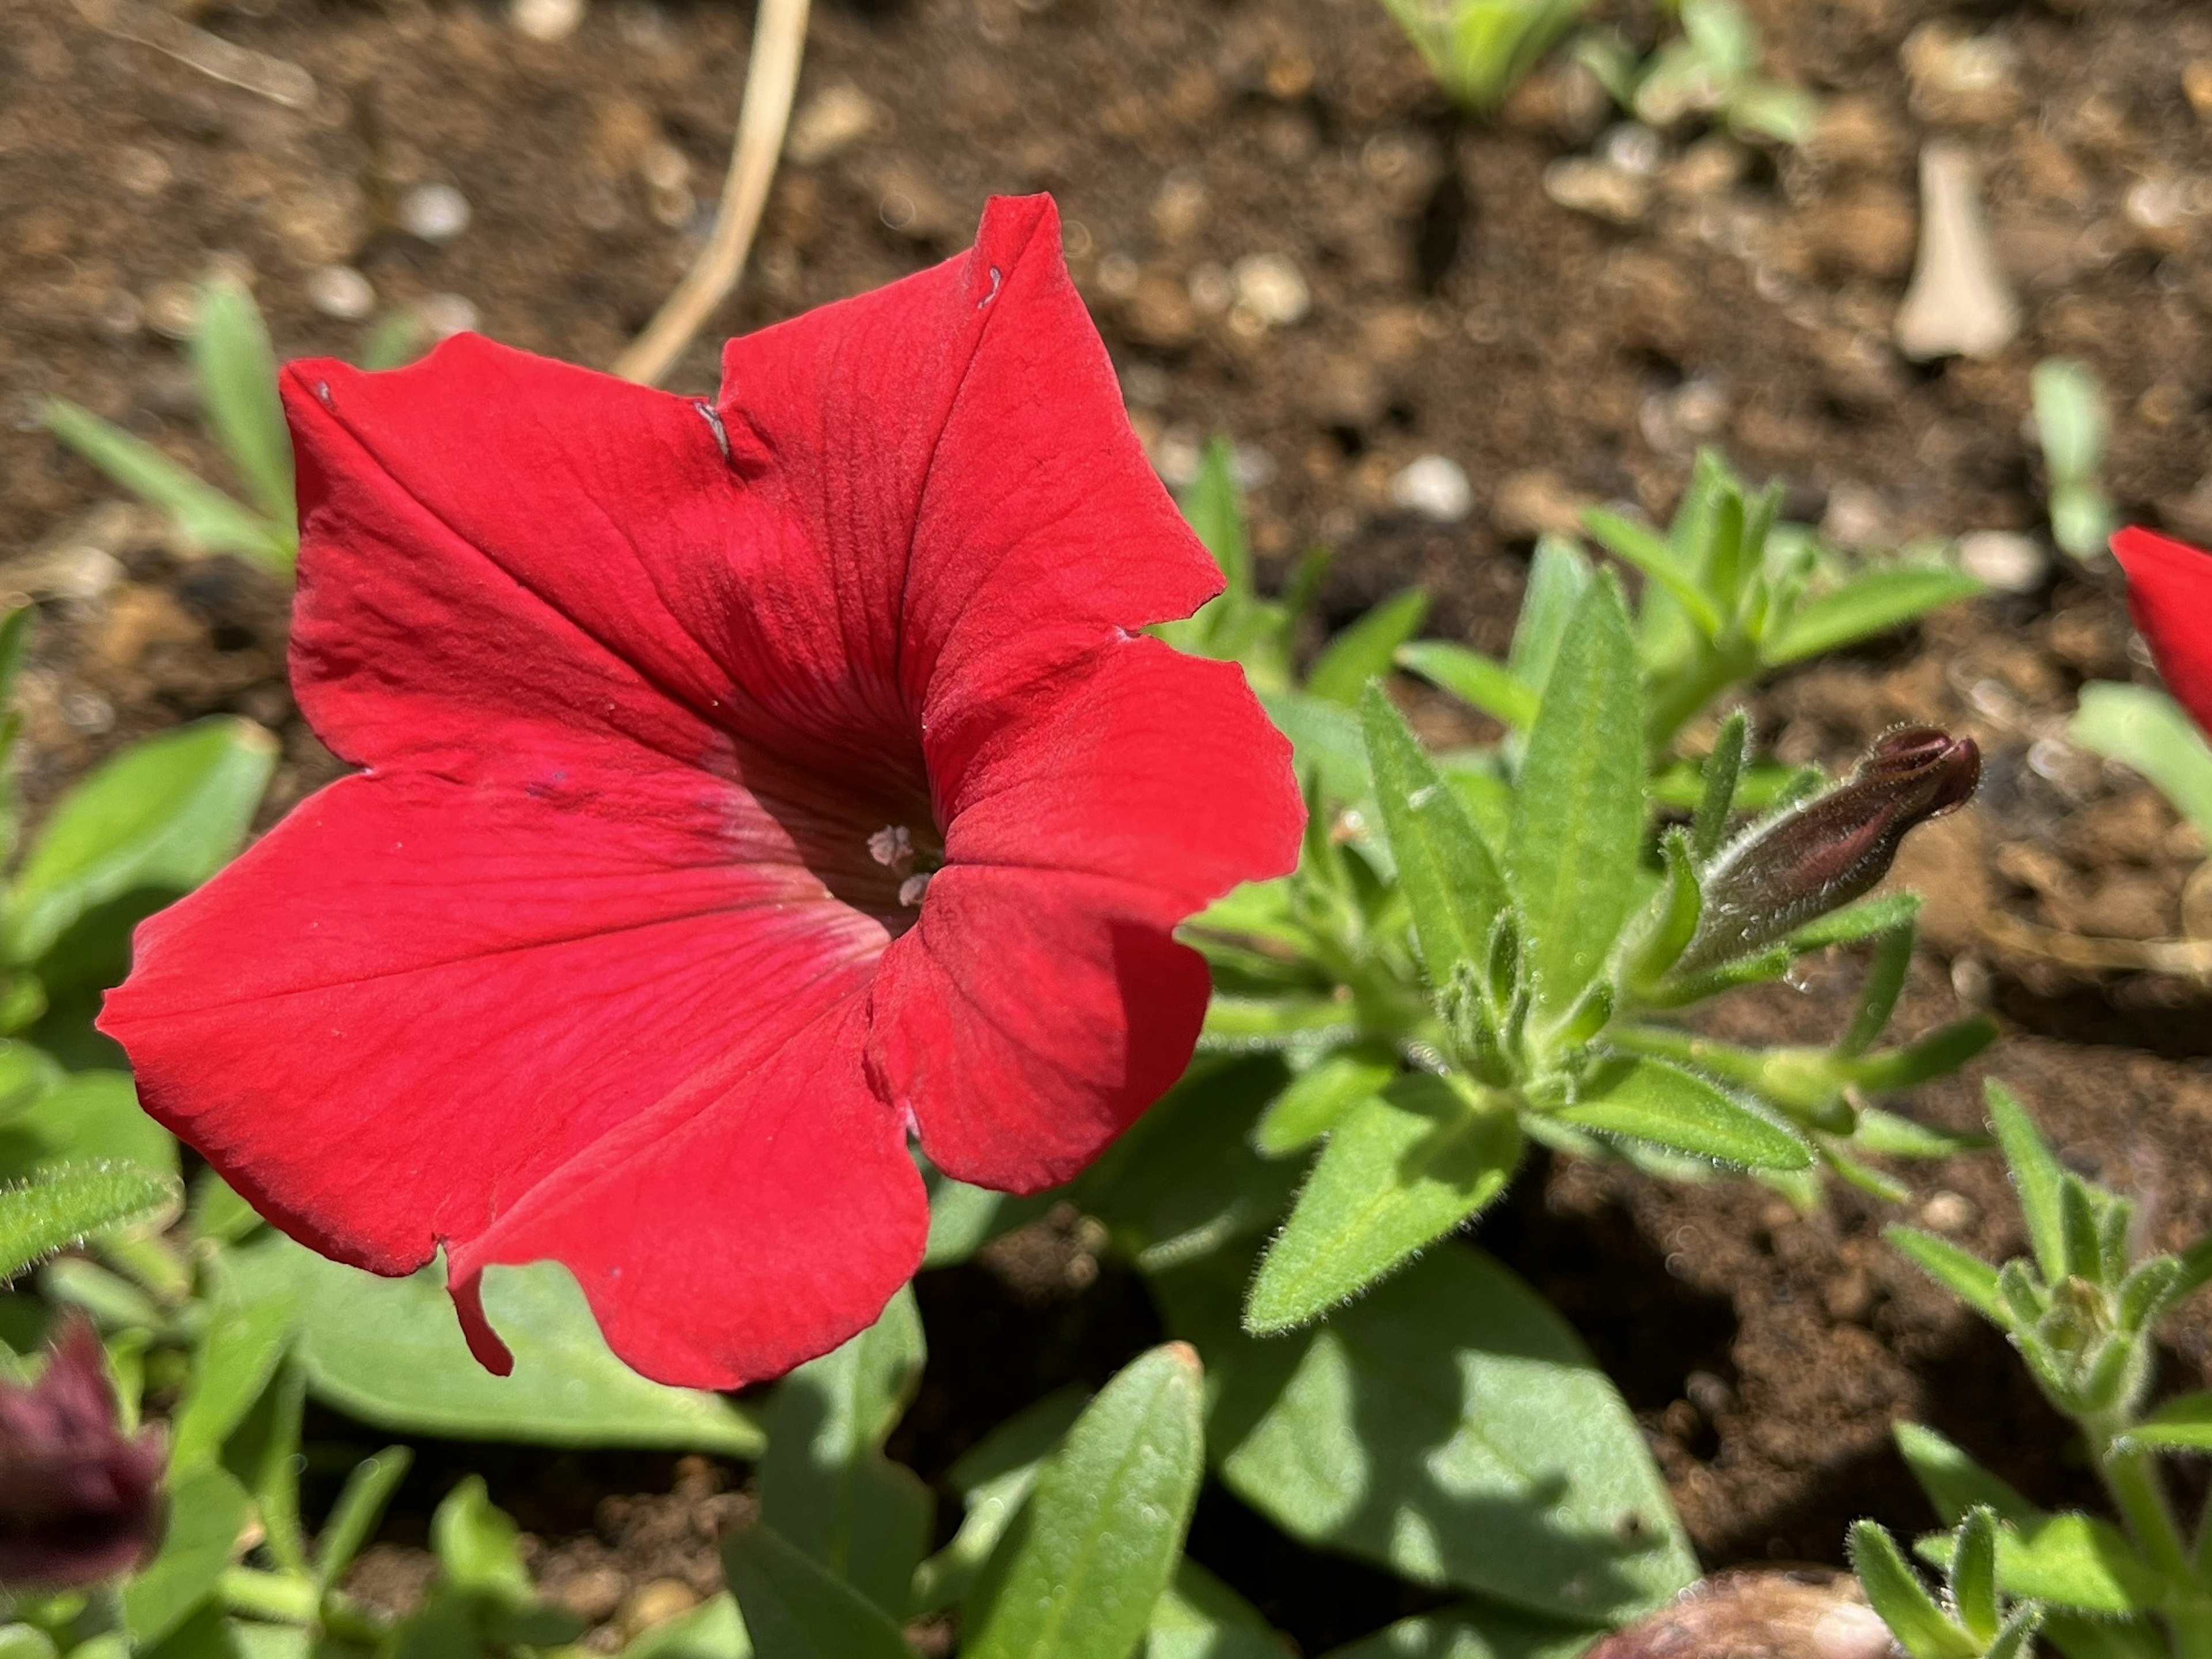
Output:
[1678,726,1980,975]
[0,1316,166,1588]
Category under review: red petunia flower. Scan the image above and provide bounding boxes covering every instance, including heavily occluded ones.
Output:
[2113,527,2212,739]
[99,195,1302,1389]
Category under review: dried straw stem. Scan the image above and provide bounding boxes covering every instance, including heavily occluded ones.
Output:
[612,0,810,387]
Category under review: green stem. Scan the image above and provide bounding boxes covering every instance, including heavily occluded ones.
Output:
[2095,1437,2212,1657]
[1643,639,1755,763]
[218,1570,386,1645]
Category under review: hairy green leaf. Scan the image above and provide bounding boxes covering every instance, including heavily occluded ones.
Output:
[1557,1058,1808,1170]
[1396,642,1540,730]
[1310,590,1431,706]
[1363,685,1508,987]
[1763,569,1981,666]
[725,1521,914,1659]
[0,1161,175,1281]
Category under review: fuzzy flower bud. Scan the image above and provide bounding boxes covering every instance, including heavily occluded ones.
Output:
[0,1316,166,1587]
[1677,727,1980,975]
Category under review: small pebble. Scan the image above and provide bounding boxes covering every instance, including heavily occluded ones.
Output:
[1542,157,1650,225]
[143,281,199,341]
[785,85,881,166]
[306,265,375,321]
[2187,59,2212,123]
[1957,528,2047,593]
[399,183,472,243]
[1388,455,1474,524]
[1895,141,2018,361]
[1921,1191,1977,1233]
[419,293,480,338]
[1819,482,1890,550]
[1600,122,1665,179]
[1230,253,1309,327]
[1185,262,1233,316]
[509,0,585,40]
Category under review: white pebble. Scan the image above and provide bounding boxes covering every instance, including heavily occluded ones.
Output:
[1542,157,1650,225]
[306,265,375,320]
[510,0,585,38]
[1389,455,1474,524]
[785,85,882,166]
[419,293,480,338]
[1921,1191,1977,1233]
[1230,253,1309,328]
[1957,528,2047,593]
[400,183,472,243]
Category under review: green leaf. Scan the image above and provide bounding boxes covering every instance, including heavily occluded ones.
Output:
[1690,711,1748,861]
[1892,1423,2040,1527]
[1314,1601,1596,1659]
[1258,691,1373,810]
[912,1388,1089,1614]
[314,1445,413,1591]
[757,1289,932,1619]
[1984,1604,2044,1659]
[1885,1227,2003,1323]
[1556,1058,1808,1171]
[2033,358,2108,486]
[0,1161,175,1280]
[226,1232,762,1453]
[2120,1391,2212,1451]
[192,278,296,530]
[42,400,290,569]
[1842,1017,1997,1094]
[1159,1245,1697,1624]
[0,1070,178,1180]
[623,1593,753,1659]
[1363,685,1508,987]
[1309,590,1431,706]
[1851,1108,1988,1160]
[1075,1054,1300,1271]
[432,1474,532,1596]
[1786,891,1922,952]
[1986,1081,2067,1285]
[725,1521,914,1659]
[167,1256,298,1469]
[12,717,277,964]
[2040,1611,2168,1659]
[1763,569,1981,666]
[123,1461,253,1646]
[963,1344,1205,1659]
[1582,509,1721,638]
[1847,1521,1975,1659]
[1992,1513,2164,1615]
[1949,1508,2002,1644]
[1396,643,1539,729]
[1145,1559,1294,1659]
[1183,438,1251,597]
[1838,925,1915,1059]
[2071,683,2212,847]
[1505,577,1644,1021]
[923,1174,1052,1268]
[1254,1045,1400,1158]
[1247,1075,1520,1334]
[1508,537,1592,695]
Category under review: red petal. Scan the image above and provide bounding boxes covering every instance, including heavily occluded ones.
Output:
[870,866,1215,1192]
[716,194,1222,729]
[99,774,908,1386]
[283,337,926,803]
[2113,527,2212,738]
[451,997,923,1389]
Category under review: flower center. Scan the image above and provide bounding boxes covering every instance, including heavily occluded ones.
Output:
[868,823,943,912]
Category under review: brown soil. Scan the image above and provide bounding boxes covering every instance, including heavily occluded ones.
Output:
[7,0,2212,1649]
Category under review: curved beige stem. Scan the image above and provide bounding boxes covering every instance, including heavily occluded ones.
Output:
[612,0,810,387]
[1980,911,2212,980]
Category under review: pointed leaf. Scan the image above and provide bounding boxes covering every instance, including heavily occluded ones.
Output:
[1182,438,1251,595]
[724,1521,915,1659]
[963,1344,1205,1659]
[1892,1423,2040,1527]
[225,1232,762,1452]
[912,1388,1089,1614]
[315,1446,414,1591]
[1885,1228,2003,1323]
[1949,1508,2001,1644]
[1987,1082,2067,1284]
[42,400,291,569]
[1145,1559,1294,1659]
[12,717,277,963]
[1691,711,1748,861]
[1253,1046,1399,1158]
[1557,1058,1808,1171]
[1764,569,1982,666]
[1848,1521,1975,1659]
[193,278,296,528]
[2071,683,2212,848]
[1506,577,1645,1019]
[1509,536,1592,692]
[1994,1513,2164,1615]
[1160,1245,1698,1624]
[0,1162,176,1281]
[1396,642,1540,729]
[2121,1391,2212,1451]
[1247,1075,1520,1334]
[1582,509,1721,637]
[1309,590,1431,706]
[757,1289,932,1618]
[1363,685,1508,986]
[122,1461,252,1645]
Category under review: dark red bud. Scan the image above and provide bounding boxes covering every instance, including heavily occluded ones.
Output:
[1678,726,1980,975]
[0,1316,166,1588]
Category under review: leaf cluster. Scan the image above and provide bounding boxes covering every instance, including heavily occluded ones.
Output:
[1574,0,1820,146]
